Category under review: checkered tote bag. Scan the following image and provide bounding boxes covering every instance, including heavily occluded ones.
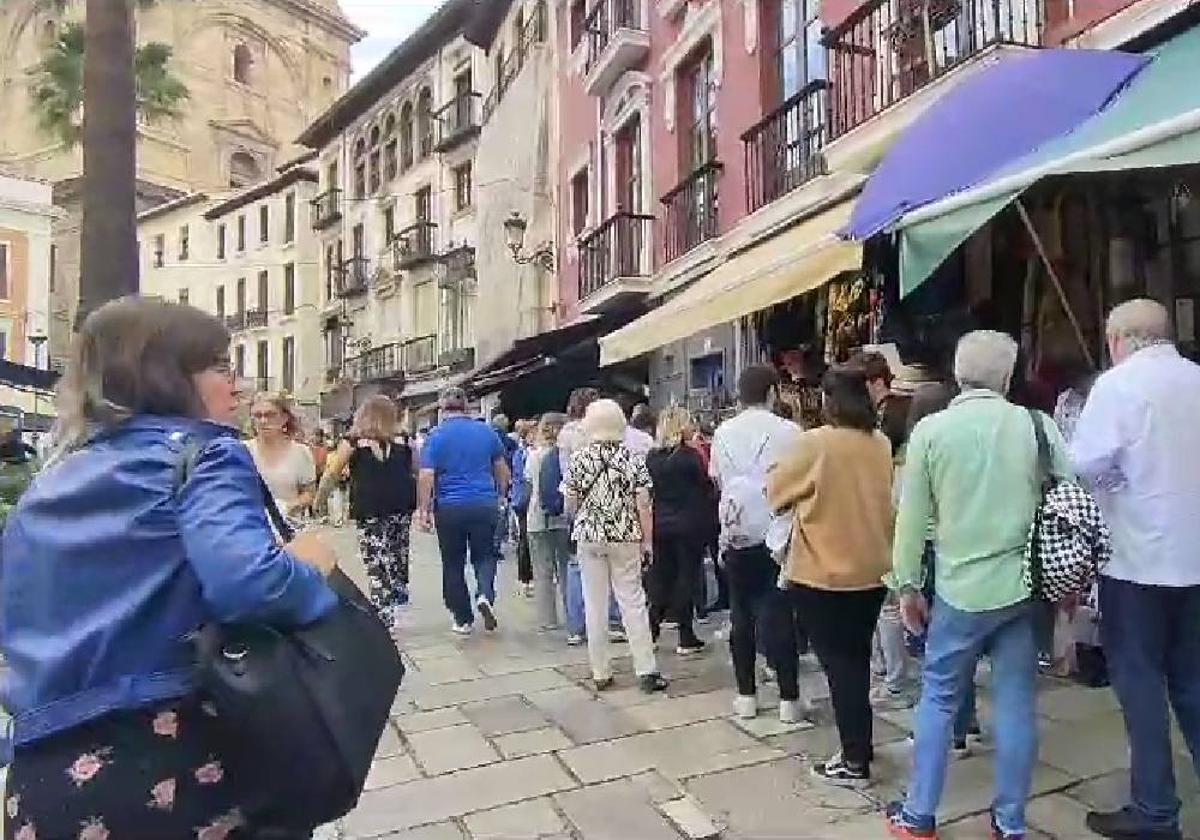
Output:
[1023,408,1111,603]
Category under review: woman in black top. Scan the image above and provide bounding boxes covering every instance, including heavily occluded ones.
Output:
[645,406,710,655]
[316,396,416,629]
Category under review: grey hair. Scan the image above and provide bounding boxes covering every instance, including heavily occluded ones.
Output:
[439,386,467,412]
[1107,298,1172,355]
[954,330,1019,395]
[582,398,627,443]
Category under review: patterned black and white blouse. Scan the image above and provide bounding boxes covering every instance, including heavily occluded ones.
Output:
[563,441,653,544]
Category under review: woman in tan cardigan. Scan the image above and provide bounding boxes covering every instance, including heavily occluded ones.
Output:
[767,365,894,788]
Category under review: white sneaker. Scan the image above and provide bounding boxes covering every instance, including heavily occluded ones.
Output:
[733,695,758,719]
[779,699,806,724]
[451,622,473,636]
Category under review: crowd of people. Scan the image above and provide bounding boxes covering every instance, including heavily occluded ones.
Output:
[1,293,1199,839]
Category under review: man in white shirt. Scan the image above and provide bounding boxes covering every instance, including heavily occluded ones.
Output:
[625,404,656,459]
[1071,299,1200,840]
[710,365,803,724]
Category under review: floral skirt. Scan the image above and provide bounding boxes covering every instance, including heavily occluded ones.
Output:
[4,698,294,840]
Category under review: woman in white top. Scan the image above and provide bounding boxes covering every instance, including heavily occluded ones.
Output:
[246,392,316,518]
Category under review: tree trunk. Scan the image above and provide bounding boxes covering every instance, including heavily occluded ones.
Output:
[78,0,137,326]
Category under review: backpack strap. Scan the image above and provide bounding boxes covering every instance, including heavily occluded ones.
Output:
[1027,408,1052,495]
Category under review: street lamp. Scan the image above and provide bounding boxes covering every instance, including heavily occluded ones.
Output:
[503,211,555,272]
[27,332,48,438]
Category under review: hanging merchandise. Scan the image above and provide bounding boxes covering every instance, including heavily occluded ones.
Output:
[825,276,873,363]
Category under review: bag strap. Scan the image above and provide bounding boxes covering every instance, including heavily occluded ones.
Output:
[1026,407,1049,600]
[1027,407,1053,496]
[577,450,612,511]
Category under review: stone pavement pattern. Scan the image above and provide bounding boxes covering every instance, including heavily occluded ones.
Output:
[326,528,1200,839]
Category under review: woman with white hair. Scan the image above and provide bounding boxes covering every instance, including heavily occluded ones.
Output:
[563,399,667,693]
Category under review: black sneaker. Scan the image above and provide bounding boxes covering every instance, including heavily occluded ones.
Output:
[811,752,870,788]
[593,676,615,692]
[476,597,498,631]
[638,673,668,694]
[1085,808,1182,839]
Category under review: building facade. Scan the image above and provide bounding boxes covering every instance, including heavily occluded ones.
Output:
[0,0,362,367]
[137,164,326,419]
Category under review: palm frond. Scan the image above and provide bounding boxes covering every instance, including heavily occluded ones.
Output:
[135,41,189,122]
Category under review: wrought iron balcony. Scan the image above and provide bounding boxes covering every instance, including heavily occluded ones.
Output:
[224,312,246,331]
[577,212,654,310]
[482,1,547,121]
[310,188,342,230]
[434,92,482,154]
[245,309,269,328]
[584,0,649,96]
[346,342,403,382]
[337,255,370,297]
[392,222,438,271]
[402,334,438,374]
[661,161,723,263]
[823,0,1043,138]
[742,81,830,213]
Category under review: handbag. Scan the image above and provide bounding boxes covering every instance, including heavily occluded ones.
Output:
[179,443,405,829]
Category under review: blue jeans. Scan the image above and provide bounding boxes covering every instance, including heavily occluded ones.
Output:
[1100,577,1200,832]
[904,597,1036,836]
[435,502,499,626]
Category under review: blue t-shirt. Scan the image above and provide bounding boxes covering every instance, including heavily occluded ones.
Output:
[421,415,505,506]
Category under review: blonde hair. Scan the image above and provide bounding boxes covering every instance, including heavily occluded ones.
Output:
[537,412,567,446]
[1107,298,1171,352]
[351,395,398,441]
[514,418,537,443]
[582,398,627,443]
[251,391,300,437]
[656,406,694,448]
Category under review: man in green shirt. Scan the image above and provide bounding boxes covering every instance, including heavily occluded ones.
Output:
[886,331,1072,840]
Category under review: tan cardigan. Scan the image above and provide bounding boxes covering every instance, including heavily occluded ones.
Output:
[766,426,894,591]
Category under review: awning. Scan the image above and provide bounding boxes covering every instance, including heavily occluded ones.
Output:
[462,315,607,397]
[600,201,861,367]
[897,25,1200,295]
[845,47,1147,240]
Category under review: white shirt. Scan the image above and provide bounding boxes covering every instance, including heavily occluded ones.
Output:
[1070,344,1200,587]
[246,439,316,511]
[710,408,802,486]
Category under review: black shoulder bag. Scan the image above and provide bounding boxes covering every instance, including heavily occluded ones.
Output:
[178,442,405,830]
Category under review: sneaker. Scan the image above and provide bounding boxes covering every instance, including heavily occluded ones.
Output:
[566,633,585,647]
[521,582,535,598]
[1085,807,1183,839]
[593,676,615,692]
[733,695,758,719]
[608,629,628,643]
[676,641,706,657]
[871,685,915,711]
[952,738,971,760]
[638,673,669,694]
[811,752,870,788]
[451,622,473,636]
[476,597,498,631]
[661,620,679,630]
[778,699,807,724]
[885,801,938,839]
[989,810,1024,840]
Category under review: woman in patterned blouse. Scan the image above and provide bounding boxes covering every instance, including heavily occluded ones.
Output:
[563,399,668,694]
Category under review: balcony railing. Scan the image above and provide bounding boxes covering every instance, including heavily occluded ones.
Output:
[224,312,246,331]
[246,309,268,328]
[347,342,403,382]
[578,212,654,301]
[742,81,830,213]
[311,188,342,230]
[393,222,438,271]
[402,334,438,374]
[482,1,547,122]
[661,161,723,263]
[584,0,644,77]
[337,255,370,297]
[434,92,482,154]
[824,0,1043,137]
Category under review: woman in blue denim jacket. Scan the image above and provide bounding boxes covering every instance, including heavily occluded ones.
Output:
[1,298,337,839]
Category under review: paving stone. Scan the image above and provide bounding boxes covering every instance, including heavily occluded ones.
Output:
[408,724,500,775]
[344,755,577,837]
[365,754,422,791]
[623,690,735,731]
[1036,685,1122,723]
[940,812,1051,839]
[375,823,466,840]
[376,722,405,759]
[413,669,571,710]
[1038,715,1131,780]
[460,695,550,736]
[396,708,471,735]
[1026,792,1093,838]
[494,726,573,758]
[526,685,646,745]
[416,656,486,685]
[729,712,816,739]
[555,777,684,840]
[464,798,565,839]
[764,717,907,759]
[659,796,720,839]
[558,719,783,784]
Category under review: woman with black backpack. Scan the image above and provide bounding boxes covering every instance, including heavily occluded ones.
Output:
[316,396,417,630]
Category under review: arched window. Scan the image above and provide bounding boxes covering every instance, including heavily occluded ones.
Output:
[229,151,261,187]
[369,125,381,148]
[399,102,414,170]
[233,44,253,85]
[367,126,382,194]
[352,137,367,198]
[383,114,399,180]
[416,88,434,159]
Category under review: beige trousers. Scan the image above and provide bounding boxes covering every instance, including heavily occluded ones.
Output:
[576,541,659,680]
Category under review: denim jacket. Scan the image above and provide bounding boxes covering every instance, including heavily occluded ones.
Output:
[0,416,337,752]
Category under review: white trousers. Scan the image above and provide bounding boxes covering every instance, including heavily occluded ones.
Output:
[577,542,658,680]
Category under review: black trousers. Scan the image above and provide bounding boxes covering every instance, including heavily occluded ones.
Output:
[516,506,533,585]
[724,545,798,701]
[783,583,886,767]
[649,533,702,647]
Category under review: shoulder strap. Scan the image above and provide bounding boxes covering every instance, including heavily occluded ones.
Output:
[1027,407,1052,494]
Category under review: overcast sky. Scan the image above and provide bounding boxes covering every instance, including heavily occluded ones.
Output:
[342,0,446,80]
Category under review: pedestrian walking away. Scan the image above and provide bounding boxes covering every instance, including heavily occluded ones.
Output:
[526,412,573,631]
[886,330,1073,840]
[563,399,667,694]
[768,365,895,787]
[316,395,417,630]
[0,298,339,838]
[510,418,537,596]
[417,387,511,634]
[1071,299,1200,840]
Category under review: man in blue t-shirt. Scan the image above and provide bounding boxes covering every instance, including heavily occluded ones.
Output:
[417,387,511,633]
